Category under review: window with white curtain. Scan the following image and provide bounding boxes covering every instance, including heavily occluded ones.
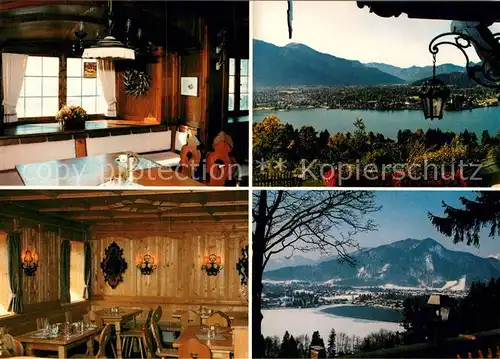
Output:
[16,56,59,118]
[67,58,107,115]
[15,56,107,119]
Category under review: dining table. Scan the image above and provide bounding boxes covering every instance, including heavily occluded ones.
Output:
[16,325,100,358]
[171,310,248,324]
[15,152,204,187]
[173,325,233,359]
[95,308,142,359]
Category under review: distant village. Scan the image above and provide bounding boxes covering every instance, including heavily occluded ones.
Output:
[254,85,499,112]
[262,281,467,310]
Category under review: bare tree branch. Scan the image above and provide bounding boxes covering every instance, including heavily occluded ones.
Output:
[253,190,381,271]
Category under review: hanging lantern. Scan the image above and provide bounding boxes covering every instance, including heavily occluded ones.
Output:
[420,54,450,120]
[421,78,450,120]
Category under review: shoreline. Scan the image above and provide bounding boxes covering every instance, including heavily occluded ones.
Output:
[253,105,485,112]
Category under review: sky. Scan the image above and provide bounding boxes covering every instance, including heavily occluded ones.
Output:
[253,1,500,67]
[272,191,500,259]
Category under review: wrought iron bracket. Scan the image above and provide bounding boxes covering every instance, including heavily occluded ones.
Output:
[428,31,500,90]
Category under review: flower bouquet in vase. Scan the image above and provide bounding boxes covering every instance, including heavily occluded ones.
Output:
[56,105,88,130]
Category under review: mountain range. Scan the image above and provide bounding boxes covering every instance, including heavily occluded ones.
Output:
[253,40,405,87]
[264,255,328,272]
[263,238,500,289]
[365,62,465,83]
[253,39,469,88]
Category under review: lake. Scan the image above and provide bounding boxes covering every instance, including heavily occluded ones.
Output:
[253,107,500,140]
[262,305,402,341]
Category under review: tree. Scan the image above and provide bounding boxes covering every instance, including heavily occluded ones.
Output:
[428,191,500,246]
[252,191,380,357]
[327,328,336,358]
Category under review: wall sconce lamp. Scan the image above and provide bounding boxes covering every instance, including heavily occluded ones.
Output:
[22,250,39,276]
[201,254,223,276]
[136,254,157,276]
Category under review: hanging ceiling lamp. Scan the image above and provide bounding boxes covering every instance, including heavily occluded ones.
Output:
[82,0,135,60]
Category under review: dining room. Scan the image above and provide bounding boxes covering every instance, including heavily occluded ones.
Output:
[0,189,249,358]
[0,0,249,187]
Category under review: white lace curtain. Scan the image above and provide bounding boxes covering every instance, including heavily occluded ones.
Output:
[97,59,117,117]
[2,53,28,123]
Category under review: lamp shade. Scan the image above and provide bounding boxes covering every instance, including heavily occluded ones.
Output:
[82,36,135,60]
[420,78,450,120]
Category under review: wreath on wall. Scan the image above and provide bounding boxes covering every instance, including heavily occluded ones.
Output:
[123,69,151,97]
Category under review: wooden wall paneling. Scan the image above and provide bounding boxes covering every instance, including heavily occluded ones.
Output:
[74,138,87,157]
[58,54,66,110]
[199,23,210,145]
[118,47,166,122]
[90,220,248,318]
[165,53,180,123]
[155,46,165,123]
[20,225,59,305]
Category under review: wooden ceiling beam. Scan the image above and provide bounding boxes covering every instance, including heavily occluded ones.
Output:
[0,190,213,201]
[37,200,249,212]
[0,1,100,12]
[70,211,248,220]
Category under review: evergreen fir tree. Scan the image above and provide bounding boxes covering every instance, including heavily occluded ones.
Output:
[327,328,336,358]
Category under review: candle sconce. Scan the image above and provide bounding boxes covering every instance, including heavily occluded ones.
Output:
[136,254,157,276]
[22,250,39,276]
[202,254,223,276]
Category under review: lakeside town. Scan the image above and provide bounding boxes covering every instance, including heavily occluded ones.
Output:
[262,280,467,311]
[254,85,499,112]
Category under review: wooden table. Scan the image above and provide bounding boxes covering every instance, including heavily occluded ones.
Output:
[95,308,142,359]
[172,310,248,324]
[173,326,233,359]
[16,326,100,359]
[16,152,204,186]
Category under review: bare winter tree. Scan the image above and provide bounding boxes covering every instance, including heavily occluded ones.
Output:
[252,190,381,357]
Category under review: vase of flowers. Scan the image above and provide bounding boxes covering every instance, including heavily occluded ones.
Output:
[56,105,88,130]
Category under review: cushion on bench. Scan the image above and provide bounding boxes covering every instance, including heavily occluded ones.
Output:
[0,140,76,171]
[145,151,181,167]
[174,131,188,152]
[86,130,172,156]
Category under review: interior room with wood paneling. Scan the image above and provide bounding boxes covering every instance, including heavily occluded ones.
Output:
[0,1,249,187]
[0,190,249,358]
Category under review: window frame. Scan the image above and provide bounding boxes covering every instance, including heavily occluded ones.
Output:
[0,231,12,316]
[69,240,86,304]
[16,55,106,123]
[226,57,249,117]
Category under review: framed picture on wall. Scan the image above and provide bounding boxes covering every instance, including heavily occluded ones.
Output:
[181,77,198,97]
[83,62,97,78]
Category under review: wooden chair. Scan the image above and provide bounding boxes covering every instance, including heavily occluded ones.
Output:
[180,310,202,329]
[205,311,230,328]
[456,347,500,359]
[178,338,212,359]
[121,308,152,358]
[36,317,48,330]
[150,306,178,358]
[1,332,24,356]
[206,131,237,186]
[71,324,113,359]
[89,310,103,327]
[65,311,73,323]
[179,135,201,179]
